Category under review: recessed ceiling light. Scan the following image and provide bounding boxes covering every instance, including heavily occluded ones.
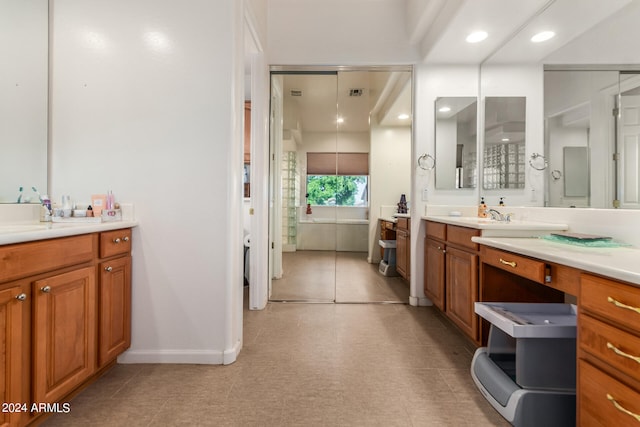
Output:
[531,31,555,43]
[501,137,510,142]
[466,31,488,44]
[336,117,344,124]
[398,113,410,120]
[438,106,451,113]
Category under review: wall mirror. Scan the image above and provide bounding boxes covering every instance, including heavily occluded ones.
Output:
[544,69,640,209]
[483,97,526,190]
[434,97,477,189]
[0,0,49,203]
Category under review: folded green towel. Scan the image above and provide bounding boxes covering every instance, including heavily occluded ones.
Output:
[540,234,631,248]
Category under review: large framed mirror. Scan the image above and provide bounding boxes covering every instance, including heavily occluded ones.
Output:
[434,97,477,189]
[483,97,526,190]
[0,0,49,203]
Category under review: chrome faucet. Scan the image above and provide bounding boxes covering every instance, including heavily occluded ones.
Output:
[487,209,512,222]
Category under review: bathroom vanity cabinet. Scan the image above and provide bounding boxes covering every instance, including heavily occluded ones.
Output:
[396,217,410,281]
[423,220,566,345]
[578,274,640,425]
[424,221,481,342]
[0,228,132,427]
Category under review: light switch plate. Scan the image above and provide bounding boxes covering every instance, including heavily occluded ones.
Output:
[421,188,428,201]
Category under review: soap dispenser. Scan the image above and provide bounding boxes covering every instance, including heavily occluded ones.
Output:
[478,197,487,218]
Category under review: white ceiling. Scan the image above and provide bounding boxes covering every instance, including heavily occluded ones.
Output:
[248,0,640,134]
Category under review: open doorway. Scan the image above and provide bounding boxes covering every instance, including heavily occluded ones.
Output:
[268,67,412,303]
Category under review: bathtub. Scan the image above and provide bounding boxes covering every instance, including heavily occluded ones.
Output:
[297,218,369,251]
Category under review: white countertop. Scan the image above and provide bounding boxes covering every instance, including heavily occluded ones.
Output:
[473,236,640,286]
[423,215,568,237]
[0,220,138,245]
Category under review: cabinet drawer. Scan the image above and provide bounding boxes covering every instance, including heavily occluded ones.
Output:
[579,360,640,426]
[480,246,546,284]
[580,314,640,382]
[446,225,479,251]
[100,229,132,258]
[581,274,640,333]
[396,217,409,231]
[425,221,446,241]
[0,234,95,283]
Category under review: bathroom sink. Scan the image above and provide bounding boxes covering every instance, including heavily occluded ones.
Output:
[0,224,49,234]
[426,216,569,237]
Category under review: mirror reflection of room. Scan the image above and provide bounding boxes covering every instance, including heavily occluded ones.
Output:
[483,97,526,190]
[435,97,478,189]
[544,69,640,209]
[269,69,412,303]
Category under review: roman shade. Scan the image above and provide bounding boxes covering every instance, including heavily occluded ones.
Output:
[307,152,369,175]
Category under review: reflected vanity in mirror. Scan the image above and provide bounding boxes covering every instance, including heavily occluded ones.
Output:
[0,0,48,203]
[435,97,477,189]
[544,69,640,209]
[483,97,526,190]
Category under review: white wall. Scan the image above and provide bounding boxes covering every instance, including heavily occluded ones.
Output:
[369,125,411,262]
[50,0,245,364]
[267,0,418,65]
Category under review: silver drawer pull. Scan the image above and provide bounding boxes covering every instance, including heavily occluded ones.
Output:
[607,393,640,422]
[15,293,27,301]
[606,342,640,364]
[499,258,517,268]
[123,236,130,242]
[41,286,51,293]
[113,238,121,244]
[607,296,640,315]
[105,266,113,272]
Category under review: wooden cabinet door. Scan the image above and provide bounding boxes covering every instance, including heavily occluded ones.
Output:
[445,247,478,341]
[98,256,132,367]
[33,267,96,404]
[0,284,28,427]
[396,229,408,279]
[424,238,446,310]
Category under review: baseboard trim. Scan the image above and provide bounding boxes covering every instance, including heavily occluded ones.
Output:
[410,296,433,307]
[117,349,225,365]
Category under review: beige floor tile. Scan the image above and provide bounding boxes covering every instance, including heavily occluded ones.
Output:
[44,274,516,427]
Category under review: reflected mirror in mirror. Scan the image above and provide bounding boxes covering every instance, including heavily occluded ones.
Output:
[0,0,48,203]
[434,97,477,189]
[544,69,640,209]
[483,97,526,190]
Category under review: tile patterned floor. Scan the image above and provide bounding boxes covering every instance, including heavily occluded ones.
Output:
[43,299,509,426]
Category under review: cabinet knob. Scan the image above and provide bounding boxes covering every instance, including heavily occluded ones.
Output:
[113,238,121,244]
[41,286,51,293]
[15,293,27,301]
[105,266,113,272]
[123,236,130,242]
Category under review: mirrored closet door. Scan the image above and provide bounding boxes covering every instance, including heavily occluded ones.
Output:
[268,68,412,303]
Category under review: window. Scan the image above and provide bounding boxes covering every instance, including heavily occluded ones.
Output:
[306,152,369,206]
[306,175,368,206]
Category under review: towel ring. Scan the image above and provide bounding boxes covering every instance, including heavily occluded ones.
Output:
[551,169,562,180]
[529,153,548,171]
[418,153,436,171]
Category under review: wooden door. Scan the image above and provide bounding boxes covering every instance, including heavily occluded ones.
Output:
[33,267,96,404]
[424,238,446,310]
[0,284,28,427]
[445,247,478,341]
[98,256,132,367]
